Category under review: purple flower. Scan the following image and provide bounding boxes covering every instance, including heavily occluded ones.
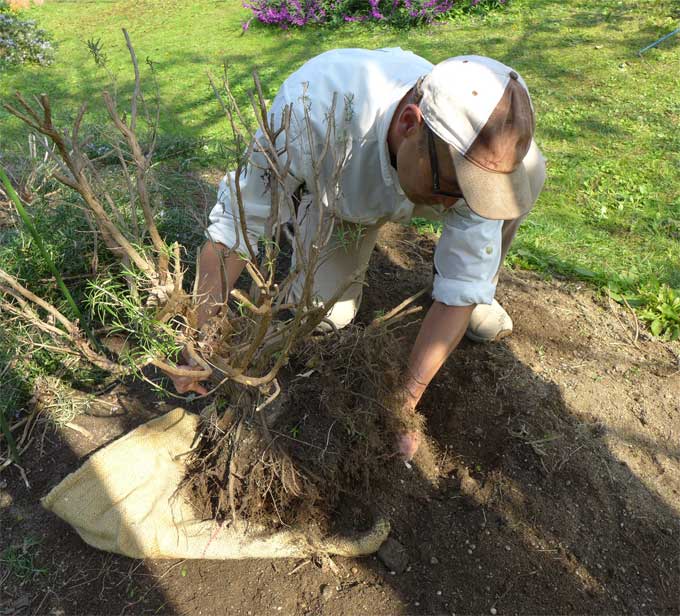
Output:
[242,0,505,29]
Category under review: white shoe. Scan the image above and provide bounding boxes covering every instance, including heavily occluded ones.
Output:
[466,299,513,343]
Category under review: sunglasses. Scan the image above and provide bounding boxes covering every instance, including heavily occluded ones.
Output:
[426,125,465,200]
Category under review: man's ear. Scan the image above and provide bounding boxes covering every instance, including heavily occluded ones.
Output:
[396,104,423,139]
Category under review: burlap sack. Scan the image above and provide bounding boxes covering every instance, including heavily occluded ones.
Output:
[42,408,389,559]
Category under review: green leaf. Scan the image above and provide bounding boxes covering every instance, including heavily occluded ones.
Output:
[650,319,663,336]
[573,266,597,279]
[661,305,679,320]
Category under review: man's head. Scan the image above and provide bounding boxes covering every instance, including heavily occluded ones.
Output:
[389,55,537,219]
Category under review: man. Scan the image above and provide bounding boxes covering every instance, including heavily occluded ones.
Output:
[171,48,546,459]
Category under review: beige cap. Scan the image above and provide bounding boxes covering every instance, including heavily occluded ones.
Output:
[419,55,537,220]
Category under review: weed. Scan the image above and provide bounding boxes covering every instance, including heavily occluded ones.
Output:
[638,285,680,340]
[85,275,184,371]
[0,537,47,582]
[335,221,365,251]
[411,217,441,235]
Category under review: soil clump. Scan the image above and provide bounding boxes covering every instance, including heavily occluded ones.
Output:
[182,324,424,537]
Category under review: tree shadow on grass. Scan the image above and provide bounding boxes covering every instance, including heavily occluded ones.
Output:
[4,0,673,163]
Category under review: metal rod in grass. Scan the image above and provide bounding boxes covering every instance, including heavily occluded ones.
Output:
[639,27,680,55]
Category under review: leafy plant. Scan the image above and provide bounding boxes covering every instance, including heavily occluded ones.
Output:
[638,285,680,340]
[0,536,47,581]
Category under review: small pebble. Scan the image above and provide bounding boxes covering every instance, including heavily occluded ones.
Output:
[430,556,439,565]
[350,567,358,575]
[436,590,442,596]
[504,545,511,552]
[467,549,473,555]
[415,602,420,607]
[320,584,333,602]
[406,566,412,572]
[389,570,396,576]
[378,538,408,573]
[490,608,497,615]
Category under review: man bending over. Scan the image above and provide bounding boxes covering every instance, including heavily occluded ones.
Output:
[171,48,546,460]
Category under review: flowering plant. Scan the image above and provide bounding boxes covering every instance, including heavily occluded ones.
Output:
[243,0,506,30]
[0,0,53,69]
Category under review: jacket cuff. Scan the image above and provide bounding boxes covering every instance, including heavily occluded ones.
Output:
[432,274,496,307]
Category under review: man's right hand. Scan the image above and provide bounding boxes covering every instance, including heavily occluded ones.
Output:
[168,364,211,395]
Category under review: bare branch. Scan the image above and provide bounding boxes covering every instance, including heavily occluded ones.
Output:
[122,28,141,133]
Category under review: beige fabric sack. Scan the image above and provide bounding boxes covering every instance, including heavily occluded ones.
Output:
[42,408,389,560]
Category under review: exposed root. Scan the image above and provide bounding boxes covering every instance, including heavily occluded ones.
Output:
[182,325,418,535]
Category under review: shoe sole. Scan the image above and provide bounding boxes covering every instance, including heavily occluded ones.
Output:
[464,328,512,344]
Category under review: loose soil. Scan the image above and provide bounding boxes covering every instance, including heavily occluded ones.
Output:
[2,222,679,615]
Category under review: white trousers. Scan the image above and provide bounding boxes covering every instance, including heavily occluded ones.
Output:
[287,199,525,329]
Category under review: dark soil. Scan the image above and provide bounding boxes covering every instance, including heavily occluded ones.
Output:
[2,222,679,615]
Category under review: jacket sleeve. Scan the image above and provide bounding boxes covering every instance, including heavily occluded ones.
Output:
[431,201,503,307]
[206,100,304,252]
[205,160,276,253]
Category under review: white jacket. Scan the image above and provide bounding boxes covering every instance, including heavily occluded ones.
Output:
[206,48,545,306]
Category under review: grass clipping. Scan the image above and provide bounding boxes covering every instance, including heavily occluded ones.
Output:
[182,324,423,535]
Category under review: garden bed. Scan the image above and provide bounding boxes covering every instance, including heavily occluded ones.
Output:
[1,222,677,615]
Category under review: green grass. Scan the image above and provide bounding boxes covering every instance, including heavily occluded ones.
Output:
[0,536,47,582]
[1,0,679,336]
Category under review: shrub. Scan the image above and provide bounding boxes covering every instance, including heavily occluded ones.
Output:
[243,0,506,30]
[0,0,53,69]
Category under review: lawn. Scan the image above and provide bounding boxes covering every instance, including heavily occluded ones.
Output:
[0,0,680,304]
[1,0,679,306]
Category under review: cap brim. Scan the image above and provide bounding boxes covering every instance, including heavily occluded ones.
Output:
[450,140,538,220]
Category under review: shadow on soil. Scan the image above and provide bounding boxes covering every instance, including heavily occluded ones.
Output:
[339,225,678,614]
[0,377,178,615]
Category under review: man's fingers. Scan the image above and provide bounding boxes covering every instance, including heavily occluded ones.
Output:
[187,382,209,396]
[175,378,208,395]
[171,369,211,396]
[398,430,422,461]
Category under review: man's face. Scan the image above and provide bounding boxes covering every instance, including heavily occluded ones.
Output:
[396,123,464,208]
